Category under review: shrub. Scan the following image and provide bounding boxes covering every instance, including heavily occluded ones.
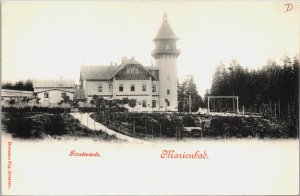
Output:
[44,114,67,136]
[4,112,41,138]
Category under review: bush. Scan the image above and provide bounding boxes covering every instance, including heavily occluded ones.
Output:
[4,112,41,138]
[182,114,197,127]
[44,114,67,136]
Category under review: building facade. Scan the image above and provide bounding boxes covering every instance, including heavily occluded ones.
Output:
[1,89,33,102]
[80,13,180,111]
[33,79,75,104]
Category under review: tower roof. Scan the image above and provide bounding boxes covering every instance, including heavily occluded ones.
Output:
[154,13,179,41]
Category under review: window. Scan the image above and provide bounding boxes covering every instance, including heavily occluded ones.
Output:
[142,84,146,91]
[165,99,170,106]
[167,89,170,95]
[142,100,147,107]
[61,92,66,98]
[166,44,169,50]
[131,68,135,74]
[152,100,156,108]
[98,84,102,92]
[127,67,139,74]
[108,83,112,92]
[152,84,156,92]
[131,84,135,91]
[44,92,49,98]
[119,84,123,92]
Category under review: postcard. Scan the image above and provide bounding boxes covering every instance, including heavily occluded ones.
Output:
[1,1,299,195]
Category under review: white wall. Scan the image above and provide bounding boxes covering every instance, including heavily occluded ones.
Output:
[83,80,113,98]
[155,55,178,111]
[37,89,74,104]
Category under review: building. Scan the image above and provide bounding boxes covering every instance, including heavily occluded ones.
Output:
[1,89,33,102]
[80,13,180,111]
[33,79,75,104]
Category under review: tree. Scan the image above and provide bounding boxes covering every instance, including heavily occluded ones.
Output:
[14,81,25,90]
[24,80,34,91]
[1,80,33,91]
[128,99,137,111]
[122,97,129,104]
[178,75,203,112]
[209,56,299,122]
[2,82,13,89]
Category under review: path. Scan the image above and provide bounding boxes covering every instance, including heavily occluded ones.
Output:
[70,113,149,144]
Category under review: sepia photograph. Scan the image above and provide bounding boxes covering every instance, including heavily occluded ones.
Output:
[1,1,299,195]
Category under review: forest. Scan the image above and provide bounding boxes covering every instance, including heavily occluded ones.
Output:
[205,56,299,126]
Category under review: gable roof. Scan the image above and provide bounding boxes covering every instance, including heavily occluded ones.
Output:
[110,58,143,78]
[80,65,120,80]
[33,79,75,88]
[144,66,159,79]
[81,58,158,81]
[154,13,179,41]
[35,88,74,93]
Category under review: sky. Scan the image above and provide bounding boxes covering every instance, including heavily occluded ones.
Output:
[2,1,300,95]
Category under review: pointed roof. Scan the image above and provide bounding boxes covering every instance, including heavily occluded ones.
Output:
[154,13,179,41]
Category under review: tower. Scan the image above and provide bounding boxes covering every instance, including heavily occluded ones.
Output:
[152,13,180,111]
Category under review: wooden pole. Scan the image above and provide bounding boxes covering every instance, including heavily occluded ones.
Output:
[214,98,216,112]
[207,97,210,114]
[87,113,88,127]
[133,120,135,137]
[236,97,239,114]
[189,94,192,113]
[278,99,280,118]
[152,125,154,140]
[160,123,162,137]
[201,129,203,139]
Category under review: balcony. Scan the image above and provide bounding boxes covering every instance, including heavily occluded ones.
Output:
[151,48,181,57]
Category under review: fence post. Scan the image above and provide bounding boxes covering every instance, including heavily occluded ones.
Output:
[152,125,154,141]
[133,120,136,138]
[160,123,162,137]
